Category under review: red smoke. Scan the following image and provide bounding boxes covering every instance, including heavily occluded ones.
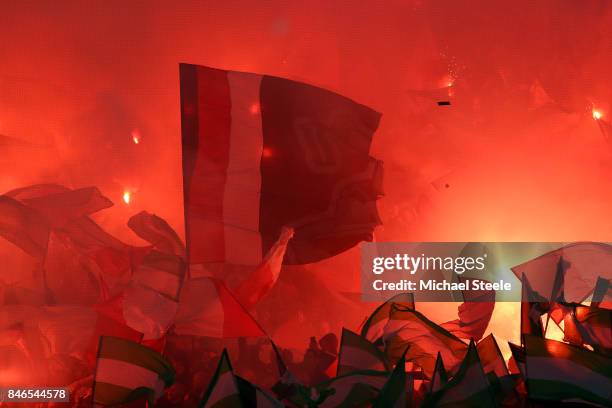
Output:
[1,0,612,353]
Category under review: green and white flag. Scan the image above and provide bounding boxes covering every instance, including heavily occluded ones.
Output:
[523,335,612,407]
[424,340,496,408]
[92,336,175,406]
[337,328,390,376]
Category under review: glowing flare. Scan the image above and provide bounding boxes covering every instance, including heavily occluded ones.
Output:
[123,191,131,205]
[262,147,273,158]
[592,110,602,120]
[131,129,141,144]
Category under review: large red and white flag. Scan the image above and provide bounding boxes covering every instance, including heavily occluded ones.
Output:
[180,64,383,266]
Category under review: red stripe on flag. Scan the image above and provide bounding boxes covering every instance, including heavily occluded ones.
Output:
[182,65,232,264]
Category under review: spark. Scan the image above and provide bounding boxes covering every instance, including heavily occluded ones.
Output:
[131,129,141,144]
[123,191,131,205]
[592,110,602,120]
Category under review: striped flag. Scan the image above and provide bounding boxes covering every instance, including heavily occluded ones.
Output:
[337,328,390,376]
[361,293,415,345]
[424,340,496,408]
[180,63,383,266]
[200,349,242,407]
[173,277,264,338]
[430,352,448,393]
[523,335,612,406]
[92,336,175,406]
[127,211,186,258]
[200,349,284,407]
[383,304,467,377]
[512,242,612,303]
[373,350,408,408]
[131,250,185,301]
[477,334,509,378]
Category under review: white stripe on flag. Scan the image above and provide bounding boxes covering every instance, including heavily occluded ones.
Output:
[223,72,264,265]
[528,356,612,400]
[96,358,162,392]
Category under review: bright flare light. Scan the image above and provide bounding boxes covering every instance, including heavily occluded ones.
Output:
[131,129,141,144]
[592,110,602,120]
[123,191,131,204]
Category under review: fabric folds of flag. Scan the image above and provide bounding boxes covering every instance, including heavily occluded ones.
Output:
[180,63,383,266]
[201,349,283,407]
[523,335,612,406]
[0,195,50,259]
[127,211,186,258]
[337,328,390,376]
[132,249,185,301]
[8,186,113,228]
[424,340,496,408]
[440,278,495,342]
[592,277,612,309]
[430,352,448,393]
[564,305,612,352]
[477,334,509,378]
[93,336,175,406]
[200,349,241,407]
[508,342,526,377]
[314,370,388,407]
[232,226,294,309]
[512,242,612,303]
[373,349,408,408]
[361,293,415,345]
[520,274,548,337]
[383,304,467,377]
[173,278,264,338]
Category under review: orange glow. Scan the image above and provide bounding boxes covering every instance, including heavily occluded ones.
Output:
[592,109,602,120]
[249,102,260,114]
[131,129,141,144]
[123,190,131,204]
